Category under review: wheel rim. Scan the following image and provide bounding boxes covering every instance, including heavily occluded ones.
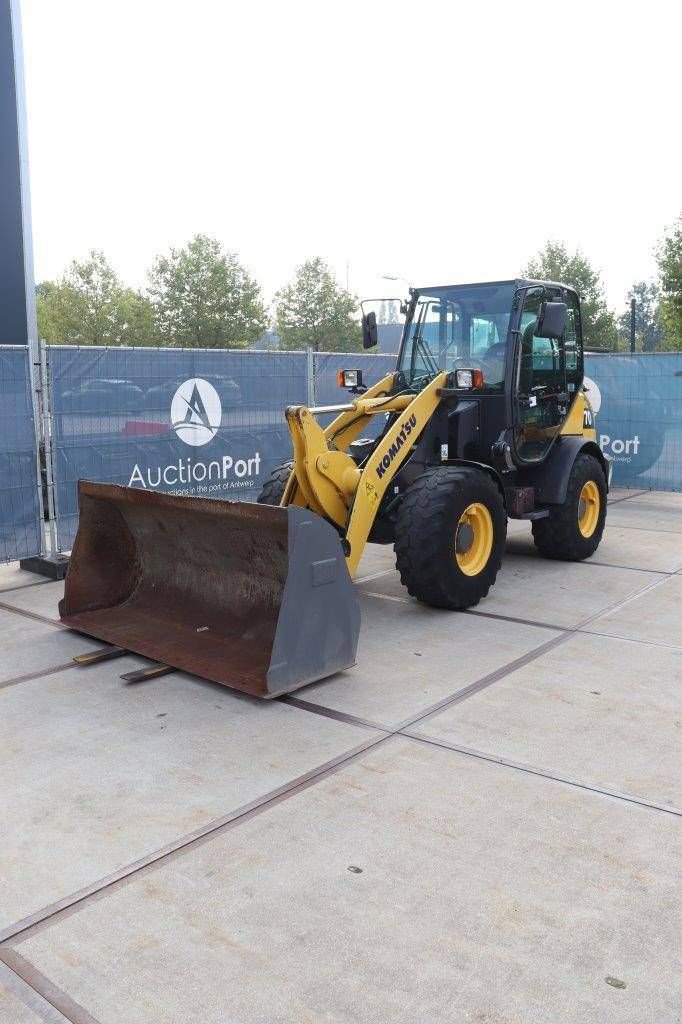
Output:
[578,480,600,538]
[455,502,494,576]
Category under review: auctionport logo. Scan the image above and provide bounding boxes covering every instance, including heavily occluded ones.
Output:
[127,376,262,492]
[171,378,221,446]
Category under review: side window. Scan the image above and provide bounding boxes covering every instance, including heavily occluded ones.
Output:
[515,287,566,463]
[518,289,565,393]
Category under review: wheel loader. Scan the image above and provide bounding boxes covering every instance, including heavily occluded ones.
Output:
[60,279,611,697]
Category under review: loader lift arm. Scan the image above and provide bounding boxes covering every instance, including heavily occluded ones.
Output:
[283,371,448,576]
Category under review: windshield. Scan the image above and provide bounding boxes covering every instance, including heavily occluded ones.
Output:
[398,281,516,391]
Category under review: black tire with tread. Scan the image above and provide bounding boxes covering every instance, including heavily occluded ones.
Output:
[531,453,607,560]
[394,466,506,610]
[256,461,293,506]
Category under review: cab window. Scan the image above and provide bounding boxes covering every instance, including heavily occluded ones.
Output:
[515,287,566,463]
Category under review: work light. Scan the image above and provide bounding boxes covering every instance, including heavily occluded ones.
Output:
[337,369,363,389]
[455,368,484,389]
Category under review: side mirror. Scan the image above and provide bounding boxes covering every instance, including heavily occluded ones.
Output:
[536,301,567,340]
[362,310,378,349]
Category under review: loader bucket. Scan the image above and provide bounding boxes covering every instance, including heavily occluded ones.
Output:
[59,481,360,698]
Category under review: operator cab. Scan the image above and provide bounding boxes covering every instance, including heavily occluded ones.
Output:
[389,279,583,470]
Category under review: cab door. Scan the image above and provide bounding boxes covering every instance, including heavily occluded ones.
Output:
[514,287,570,463]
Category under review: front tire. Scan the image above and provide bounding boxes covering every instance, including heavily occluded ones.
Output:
[394,467,506,610]
[532,453,607,560]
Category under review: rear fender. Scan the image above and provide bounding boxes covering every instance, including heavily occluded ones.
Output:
[527,437,610,506]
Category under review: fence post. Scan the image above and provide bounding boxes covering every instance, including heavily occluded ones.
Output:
[306,347,316,407]
[19,340,69,578]
[27,334,45,537]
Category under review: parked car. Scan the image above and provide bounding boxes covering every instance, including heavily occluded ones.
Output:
[59,378,146,413]
[145,374,242,411]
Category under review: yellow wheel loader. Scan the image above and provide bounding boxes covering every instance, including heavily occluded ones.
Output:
[60,279,611,697]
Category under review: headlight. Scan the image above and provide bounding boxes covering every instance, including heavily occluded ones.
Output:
[455,368,484,389]
[337,369,363,389]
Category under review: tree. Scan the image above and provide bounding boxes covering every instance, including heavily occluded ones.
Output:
[656,215,682,349]
[274,257,361,352]
[377,299,402,324]
[36,251,155,346]
[147,234,267,348]
[522,241,618,350]
[617,281,666,351]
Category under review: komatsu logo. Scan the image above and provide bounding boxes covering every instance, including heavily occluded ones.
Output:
[171,378,222,446]
[376,413,417,479]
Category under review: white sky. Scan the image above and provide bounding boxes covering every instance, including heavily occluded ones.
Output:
[20,0,681,314]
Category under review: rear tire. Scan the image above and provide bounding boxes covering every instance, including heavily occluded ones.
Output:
[394,467,506,610]
[532,453,607,560]
[257,462,293,506]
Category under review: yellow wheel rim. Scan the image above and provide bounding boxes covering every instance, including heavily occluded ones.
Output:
[578,480,600,538]
[455,502,494,576]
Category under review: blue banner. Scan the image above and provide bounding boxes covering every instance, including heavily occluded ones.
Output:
[584,353,681,491]
[48,346,312,548]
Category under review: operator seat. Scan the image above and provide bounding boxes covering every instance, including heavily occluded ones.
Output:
[480,341,507,388]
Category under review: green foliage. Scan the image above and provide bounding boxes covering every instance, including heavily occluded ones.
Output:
[523,241,618,351]
[617,281,666,352]
[36,251,154,346]
[147,234,267,348]
[656,215,682,350]
[274,257,361,352]
[377,299,402,324]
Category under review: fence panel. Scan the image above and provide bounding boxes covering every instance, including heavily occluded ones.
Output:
[585,353,681,491]
[45,346,680,554]
[48,346,309,549]
[0,346,42,561]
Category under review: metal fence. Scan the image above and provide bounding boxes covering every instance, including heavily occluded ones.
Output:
[0,346,42,561]
[584,353,682,490]
[1,343,680,562]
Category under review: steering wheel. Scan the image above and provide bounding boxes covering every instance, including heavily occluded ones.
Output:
[482,342,507,363]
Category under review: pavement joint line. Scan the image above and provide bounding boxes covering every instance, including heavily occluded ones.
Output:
[278,567,682,735]
[573,560,669,575]
[0,958,74,1024]
[0,550,677,952]
[0,732,394,947]
[0,599,65,630]
[576,626,682,653]
[400,730,682,818]
[359,588,574,634]
[355,539,675,593]
[353,568,394,585]
[0,661,77,692]
[600,522,680,535]
[616,496,680,510]
[0,949,101,1024]
[0,578,53,595]
[281,695,390,733]
[396,569,676,732]
[606,489,650,505]
[464,608,568,631]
